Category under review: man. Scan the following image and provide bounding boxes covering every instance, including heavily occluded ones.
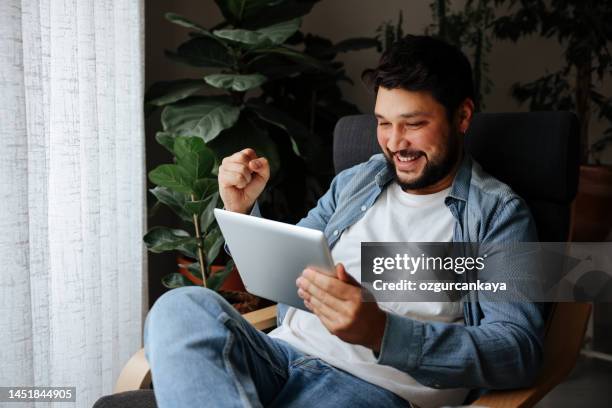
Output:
[144,35,545,408]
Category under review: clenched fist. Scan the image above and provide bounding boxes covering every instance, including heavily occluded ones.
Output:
[218,148,270,214]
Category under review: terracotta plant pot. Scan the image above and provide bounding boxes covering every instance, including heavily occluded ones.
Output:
[175,256,266,313]
[176,256,245,291]
[571,165,612,242]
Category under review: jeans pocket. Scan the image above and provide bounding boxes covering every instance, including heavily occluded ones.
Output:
[290,356,332,374]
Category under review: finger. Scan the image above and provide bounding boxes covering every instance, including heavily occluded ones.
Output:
[303,297,337,325]
[298,275,346,311]
[222,162,253,180]
[239,148,257,160]
[335,263,360,287]
[223,149,257,166]
[302,267,354,300]
[248,157,270,179]
[219,170,250,189]
[306,291,342,322]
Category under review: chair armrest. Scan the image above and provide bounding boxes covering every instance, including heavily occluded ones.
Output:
[472,388,541,408]
[244,305,277,330]
[472,303,592,408]
[113,305,279,393]
[114,348,152,393]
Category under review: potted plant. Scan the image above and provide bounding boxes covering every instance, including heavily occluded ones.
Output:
[143,134,262,312]
[144,0,377,306]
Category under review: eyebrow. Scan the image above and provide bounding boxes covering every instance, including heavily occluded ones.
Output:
[374,111,431,120]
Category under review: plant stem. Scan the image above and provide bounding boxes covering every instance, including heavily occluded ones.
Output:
[191,193,207,287]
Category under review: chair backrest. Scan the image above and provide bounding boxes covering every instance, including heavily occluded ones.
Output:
[333,112,580,241]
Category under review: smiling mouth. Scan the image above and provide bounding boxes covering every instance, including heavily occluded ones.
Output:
[394,149,424,162]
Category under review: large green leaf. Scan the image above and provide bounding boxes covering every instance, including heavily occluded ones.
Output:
[162,273,196,289]
[193,178,218,200]
[213,28,266,46]
[155,131,176,153]
[204,227,225,267]
[165,37,233,68]
[173,136,216,179]
[204,73,267,92]
[207,259,235,292]
[165,13,208,34]
[161,96,242,142]
[149,186,192,222]
[184,199,208,217]
[148,164,194,194]
[246,99,316,157]
[185,258,235,291]
[144,227,197,258]
[248,47,327,70]
[173,136,207,160]
[187,262,204,279]
[213,18,300,47]
[207,115,281,176]
[145,79,206,107]
[200,192,220,232]
[256,18,301,44]
[214,0,281,25]
[328,37,379,54]
[183,182,218,216]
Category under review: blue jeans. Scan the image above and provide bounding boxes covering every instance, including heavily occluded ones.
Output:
[144,287,409,408]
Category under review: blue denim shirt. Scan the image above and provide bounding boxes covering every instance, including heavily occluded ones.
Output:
[262,153,545,392]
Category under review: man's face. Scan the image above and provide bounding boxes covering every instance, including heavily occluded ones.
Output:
[374,87,463,192]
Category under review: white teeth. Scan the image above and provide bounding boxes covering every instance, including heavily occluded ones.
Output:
[397,153,420,162]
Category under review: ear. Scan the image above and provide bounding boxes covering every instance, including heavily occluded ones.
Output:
[457,98,475,134]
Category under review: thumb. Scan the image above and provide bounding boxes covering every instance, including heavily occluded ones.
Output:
[248,157,270,179]
[336,263,359,286]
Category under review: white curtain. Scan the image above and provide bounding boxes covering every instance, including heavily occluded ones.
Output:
[0,1,146,406]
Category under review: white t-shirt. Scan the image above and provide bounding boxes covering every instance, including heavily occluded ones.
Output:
[269,183,469,408]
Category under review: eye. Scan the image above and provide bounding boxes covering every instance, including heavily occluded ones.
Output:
[378,122,391,127]
[406,121,426,128]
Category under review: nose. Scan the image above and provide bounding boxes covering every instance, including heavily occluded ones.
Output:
[387,124,411,152]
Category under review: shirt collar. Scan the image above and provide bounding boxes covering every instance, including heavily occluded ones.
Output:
[447,154,472,203]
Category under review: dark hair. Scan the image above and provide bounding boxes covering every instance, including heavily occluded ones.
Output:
[363,35,475,119]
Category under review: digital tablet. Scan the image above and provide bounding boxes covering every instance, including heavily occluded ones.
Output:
[214,208,336,311]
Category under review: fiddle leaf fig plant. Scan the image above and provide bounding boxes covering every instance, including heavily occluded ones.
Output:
[144,135,232,290]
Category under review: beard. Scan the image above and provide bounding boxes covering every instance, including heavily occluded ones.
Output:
[384,132,462,191]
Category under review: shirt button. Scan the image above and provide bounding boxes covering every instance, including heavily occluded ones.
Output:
[360,205,367,212]
[333,230,339,236]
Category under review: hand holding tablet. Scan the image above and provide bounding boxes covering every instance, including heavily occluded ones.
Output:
[214,209,336,311]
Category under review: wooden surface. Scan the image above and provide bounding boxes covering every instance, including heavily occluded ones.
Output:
[472,303,592,407]
[243,305,277,330]
[114,348,152,393]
